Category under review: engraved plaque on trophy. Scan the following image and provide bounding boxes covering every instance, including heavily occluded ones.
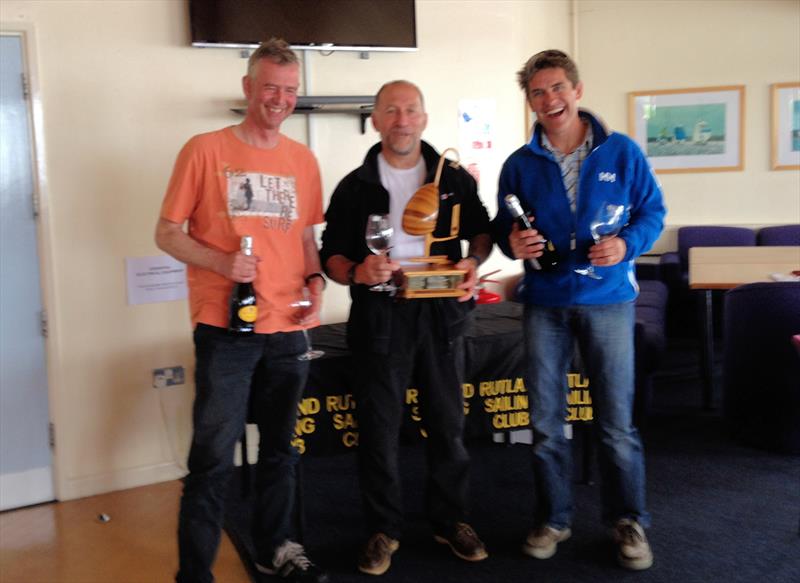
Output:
[398,148,467,299]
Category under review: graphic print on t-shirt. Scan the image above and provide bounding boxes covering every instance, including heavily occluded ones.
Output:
[227,170,298,232]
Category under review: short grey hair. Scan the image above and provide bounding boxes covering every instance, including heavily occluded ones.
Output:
[247,38,298,78]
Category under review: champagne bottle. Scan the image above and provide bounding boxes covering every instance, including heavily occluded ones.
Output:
[228,236,257,334]
[504,194,559,271]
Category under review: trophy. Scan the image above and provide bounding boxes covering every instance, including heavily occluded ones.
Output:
[398,148,467,299]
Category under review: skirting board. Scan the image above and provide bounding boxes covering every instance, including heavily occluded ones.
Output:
[57,461,186,502]
[0,465,55,511]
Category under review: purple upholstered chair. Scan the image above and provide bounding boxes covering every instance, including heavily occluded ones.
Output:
[757,224,800,246]
[723,282,800,454]
[660,226,757,287]
[659,226,756,334]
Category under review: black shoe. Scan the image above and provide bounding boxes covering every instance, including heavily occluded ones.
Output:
[255,541,329,583]
[434,522,488,562]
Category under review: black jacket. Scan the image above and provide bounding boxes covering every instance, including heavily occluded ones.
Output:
[320,141,491,353]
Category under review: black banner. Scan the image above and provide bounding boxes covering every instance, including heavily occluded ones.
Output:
[287,302,593,457]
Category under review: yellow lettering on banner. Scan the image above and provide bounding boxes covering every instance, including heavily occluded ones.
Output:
[291,437,306,454]
[463,401,470,416]
[479,378,525,397]
[462,383,475,398]
[297,397,320,415]
[326,394,355,412]
[567,389,592,406]
[406,388,418,405]
[492,411,530,429]
[295,417,316,435]
[333,412,358,430]
[484,394,529,413]
[565,406,593,422]
[411,405,422,422]
[342,431,359,448]
[566,372,590,389]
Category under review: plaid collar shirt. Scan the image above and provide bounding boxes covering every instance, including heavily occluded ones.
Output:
[541,122,594,215]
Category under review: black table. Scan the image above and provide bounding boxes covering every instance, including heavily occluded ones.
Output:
[288,302,593,458]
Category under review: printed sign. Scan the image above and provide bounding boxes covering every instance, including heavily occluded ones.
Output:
[125,255,187,305]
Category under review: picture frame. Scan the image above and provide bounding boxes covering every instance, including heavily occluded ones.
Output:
[770,82,800,170]
[628,86,745,173]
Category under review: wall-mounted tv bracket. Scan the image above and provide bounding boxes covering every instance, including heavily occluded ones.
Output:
[231,95,375,133]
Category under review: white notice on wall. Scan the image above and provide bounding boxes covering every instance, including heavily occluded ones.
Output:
[125,255,188,305]
[457,98,496,184]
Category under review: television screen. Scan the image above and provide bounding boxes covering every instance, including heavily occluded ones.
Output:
[189,0,417,51]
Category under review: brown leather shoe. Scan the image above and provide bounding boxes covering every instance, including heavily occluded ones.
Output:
[434,522,488,562]
[357,533,400,576]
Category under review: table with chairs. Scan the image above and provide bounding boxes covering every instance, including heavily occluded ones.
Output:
[658,224,800,409]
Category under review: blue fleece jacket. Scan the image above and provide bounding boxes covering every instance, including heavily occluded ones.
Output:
[493,110,666,306]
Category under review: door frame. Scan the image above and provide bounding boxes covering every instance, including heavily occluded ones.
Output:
[1,22,64,501]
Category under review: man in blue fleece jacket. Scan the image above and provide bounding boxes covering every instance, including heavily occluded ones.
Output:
[493,50,665,571]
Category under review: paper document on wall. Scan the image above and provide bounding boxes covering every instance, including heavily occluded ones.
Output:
[126,255,188,305]
[457,98,496,184]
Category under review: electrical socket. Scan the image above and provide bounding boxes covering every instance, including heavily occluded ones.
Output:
[153,366,185,389]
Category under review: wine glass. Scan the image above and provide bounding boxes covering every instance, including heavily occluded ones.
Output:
[289,287,324,361]
[574,203,626,280]
[365,214,397,292]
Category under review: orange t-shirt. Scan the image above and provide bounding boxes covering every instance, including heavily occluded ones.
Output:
[160,127,324,334]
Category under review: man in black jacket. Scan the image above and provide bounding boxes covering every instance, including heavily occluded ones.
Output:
[320,80,492,576]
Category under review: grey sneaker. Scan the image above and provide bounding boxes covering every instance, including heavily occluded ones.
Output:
[613,518,653,570]
[255,540,329,583]
[521,525,572,559]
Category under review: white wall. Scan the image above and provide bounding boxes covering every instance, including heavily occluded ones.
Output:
[3,0,798,501]
[576,0,800,251]
[0,0,570,500]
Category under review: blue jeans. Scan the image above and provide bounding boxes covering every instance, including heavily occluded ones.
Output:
[176,324,308,583]
[523,302,650,530]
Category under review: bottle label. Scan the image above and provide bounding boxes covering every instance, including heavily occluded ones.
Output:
[238,306,258,323]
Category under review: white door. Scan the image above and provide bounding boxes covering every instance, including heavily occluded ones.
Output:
[0,33,54,510]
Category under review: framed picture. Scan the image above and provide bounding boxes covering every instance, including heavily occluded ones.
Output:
[771,82,800,170]
[628,86,745,173]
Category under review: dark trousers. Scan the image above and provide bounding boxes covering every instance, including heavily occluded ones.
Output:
[353,301,470,540]
[176,324,308,583]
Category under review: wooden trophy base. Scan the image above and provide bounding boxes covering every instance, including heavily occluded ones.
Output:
[398,256,467,299]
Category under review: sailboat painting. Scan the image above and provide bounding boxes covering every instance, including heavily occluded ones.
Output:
[629,85,744,173]
[645,104,726,157]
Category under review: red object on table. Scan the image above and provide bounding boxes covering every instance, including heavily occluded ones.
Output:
[476,289,501,304]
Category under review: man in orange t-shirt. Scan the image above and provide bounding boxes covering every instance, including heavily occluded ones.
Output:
[156,39,327,583]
